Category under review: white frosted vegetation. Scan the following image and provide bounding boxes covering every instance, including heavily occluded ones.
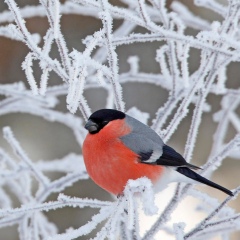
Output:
[0,0,240,239]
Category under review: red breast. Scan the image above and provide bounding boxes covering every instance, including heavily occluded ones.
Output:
[82,119,164,195]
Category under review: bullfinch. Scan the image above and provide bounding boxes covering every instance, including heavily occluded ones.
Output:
[83,109,233,196]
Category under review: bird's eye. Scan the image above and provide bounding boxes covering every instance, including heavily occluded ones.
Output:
[102,120,109,126]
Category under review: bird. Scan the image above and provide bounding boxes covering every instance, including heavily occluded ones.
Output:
[82,109,233,196]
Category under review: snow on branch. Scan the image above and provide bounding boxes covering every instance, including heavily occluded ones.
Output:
[0,0,240,239]
[3,127,49,187]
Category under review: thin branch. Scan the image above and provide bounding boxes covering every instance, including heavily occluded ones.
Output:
[3,127,49,187]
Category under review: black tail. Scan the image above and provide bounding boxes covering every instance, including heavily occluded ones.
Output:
[176,167,233,196]
[185,162,202,170]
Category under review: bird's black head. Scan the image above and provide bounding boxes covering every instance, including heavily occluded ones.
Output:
[85,109,125,134]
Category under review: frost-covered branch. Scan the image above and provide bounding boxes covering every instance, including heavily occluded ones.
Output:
[0,0,240,239]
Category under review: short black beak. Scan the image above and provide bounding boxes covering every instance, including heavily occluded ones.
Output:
[85,119,99,133]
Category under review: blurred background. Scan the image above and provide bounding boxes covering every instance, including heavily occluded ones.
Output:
[0,0,239,239]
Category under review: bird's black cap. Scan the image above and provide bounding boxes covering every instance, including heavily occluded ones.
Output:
[89,109,125,122]
[85,109,125,134]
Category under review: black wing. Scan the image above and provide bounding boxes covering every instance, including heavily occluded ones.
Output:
[138,150,154,161]
[156,145,200,170]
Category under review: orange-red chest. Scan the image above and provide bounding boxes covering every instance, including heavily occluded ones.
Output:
[82,119,163,195]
